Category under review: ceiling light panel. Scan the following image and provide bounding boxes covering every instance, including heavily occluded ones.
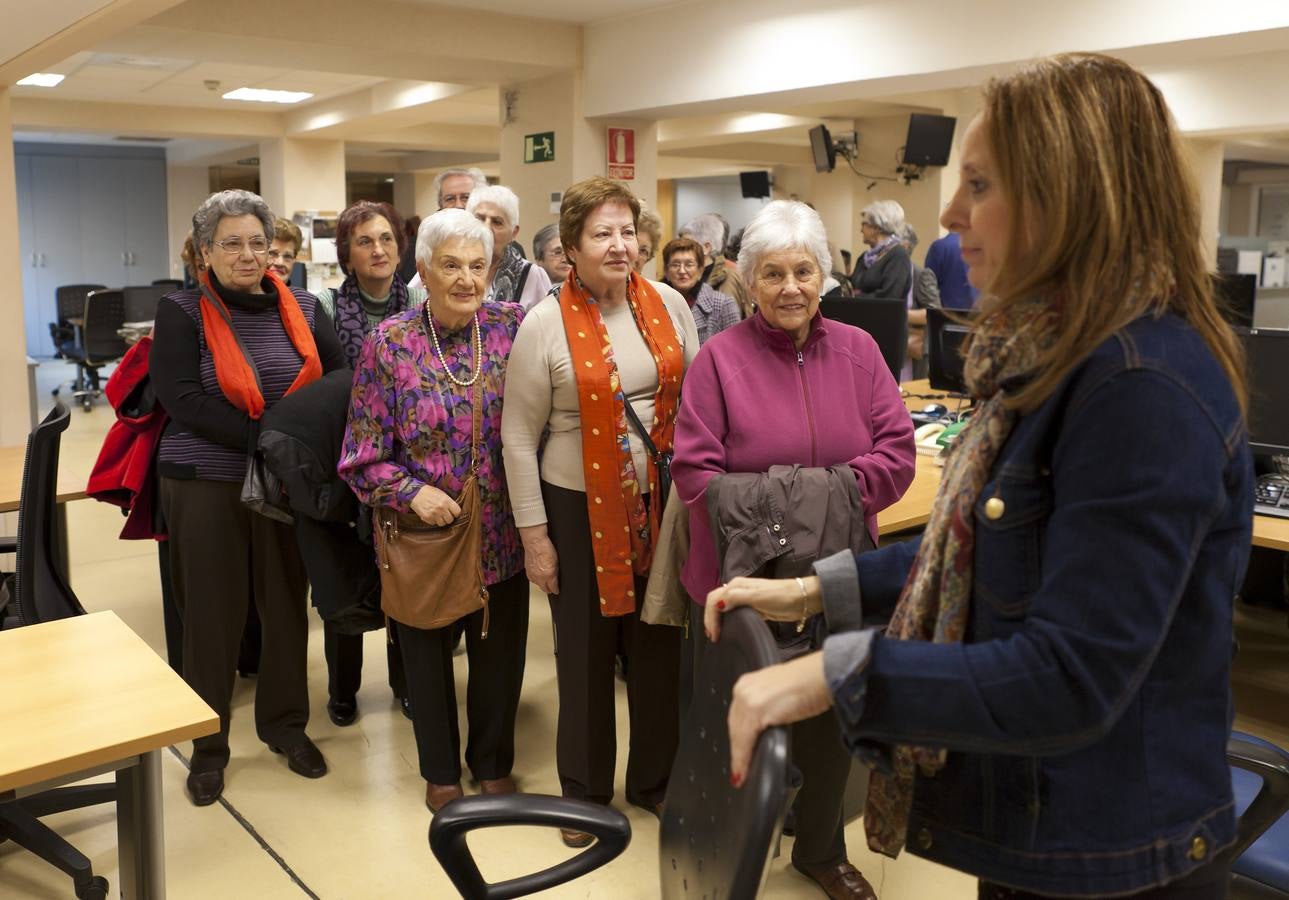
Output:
[17,73,65,87]
[222,87,313,104]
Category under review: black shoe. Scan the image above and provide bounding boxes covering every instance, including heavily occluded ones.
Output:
[625,792,664,820]
[327,697,358,727]
[400,696,413,720]
[186,769,224,806]
[268,737,328,778]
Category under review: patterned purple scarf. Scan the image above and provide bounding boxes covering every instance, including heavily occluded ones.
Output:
[863,299,1061,857]
[861,234,901,269]
[332,274,410,367]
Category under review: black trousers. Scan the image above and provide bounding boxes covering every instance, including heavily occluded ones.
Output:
[322,620,407,703]
[158,541,182,675]
[978,858,1230,899]
[544,482,681,806]
[691,600,850,867]
[394,572,529,784]
[161,478,311,773]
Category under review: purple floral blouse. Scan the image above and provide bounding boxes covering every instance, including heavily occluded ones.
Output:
[338,300,524,586]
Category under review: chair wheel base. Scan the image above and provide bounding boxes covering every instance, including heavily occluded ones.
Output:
[76,875,108,900]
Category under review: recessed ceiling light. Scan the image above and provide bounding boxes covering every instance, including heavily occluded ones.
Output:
[222,87,312,104]
[17,73,65,88]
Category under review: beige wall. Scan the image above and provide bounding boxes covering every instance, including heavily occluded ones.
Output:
[165,164,210,281]
[0,89,32,446]
[1187,138,1224,268]
[259,138,346,219]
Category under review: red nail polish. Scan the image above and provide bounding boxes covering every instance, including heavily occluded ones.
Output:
[717,600,726,610]
[730,772,742,788]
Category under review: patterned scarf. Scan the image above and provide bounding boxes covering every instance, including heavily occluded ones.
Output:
[559,270,685,616]
[862,234,901,270]
[489,242,530,303]
[864,298,1061,857]
[332,274,410,367]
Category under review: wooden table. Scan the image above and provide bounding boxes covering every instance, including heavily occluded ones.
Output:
[883,379,1289,549]
[0,611,218,898]
[0,443,88,514]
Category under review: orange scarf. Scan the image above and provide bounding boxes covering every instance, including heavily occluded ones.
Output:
[559,271,684,616]
[199,270,322,419]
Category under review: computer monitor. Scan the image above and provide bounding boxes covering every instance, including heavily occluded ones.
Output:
[818,297,906,382]
[740,171,771,198]
[926,307,977,393]
[1214,273,1256,327]
[809,124,836,174]
[1239,327,1289,456]
[903,114,957,167]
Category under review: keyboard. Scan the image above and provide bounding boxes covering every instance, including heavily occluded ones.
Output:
[1255,476,1289,519]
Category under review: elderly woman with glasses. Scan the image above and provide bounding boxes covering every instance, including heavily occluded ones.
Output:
[267,217,302,282]
[151,190,348,807]
[661,236,740,346]
[635,209,663,277]
[672,200,914,899]
[533,223,571,290]
[503,176,699,847]
[339,209,529,814]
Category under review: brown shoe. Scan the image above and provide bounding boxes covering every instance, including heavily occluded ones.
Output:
[794,860,878,900]
[560,828,594,848]
[479,776,516,795]
[425,782,464,813]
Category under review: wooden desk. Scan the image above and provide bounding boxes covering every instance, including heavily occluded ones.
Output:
[885,380,1289,550]
[0,611,218,898]
[0,443,89,514]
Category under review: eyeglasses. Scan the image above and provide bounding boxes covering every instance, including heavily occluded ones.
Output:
[439,194,471,208]
[638,246,654,261]
[213,237,269,256]
[544,245,566,261]
[267,249,295,263]
[666,260,698,273]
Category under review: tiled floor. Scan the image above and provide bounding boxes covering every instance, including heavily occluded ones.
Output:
[4,362,1288,898]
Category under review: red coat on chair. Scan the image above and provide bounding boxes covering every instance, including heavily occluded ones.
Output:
[86,336,168,540]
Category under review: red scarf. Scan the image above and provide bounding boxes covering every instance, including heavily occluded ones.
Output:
[559,271,684,616]
[198,270,322,419]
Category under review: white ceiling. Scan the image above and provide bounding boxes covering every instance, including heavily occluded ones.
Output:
[389,0,681,24]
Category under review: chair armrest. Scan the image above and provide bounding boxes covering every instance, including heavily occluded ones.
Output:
[1225,733,1289,861]
[429,793,630,900]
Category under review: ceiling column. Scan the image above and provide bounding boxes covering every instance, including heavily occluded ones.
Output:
[259,138,347,220]
[0,88,32,444]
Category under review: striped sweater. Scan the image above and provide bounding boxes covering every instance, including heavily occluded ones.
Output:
[150,277,347,482]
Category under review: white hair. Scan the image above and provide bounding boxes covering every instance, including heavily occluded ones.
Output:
[466,184,520,228]
[679,213,725,255]
[861,200,906,236]
[415,208,493,267]
[432,167,487,204]
[192,189,274,249]
[736,200,832,287]
[899,221,919,249]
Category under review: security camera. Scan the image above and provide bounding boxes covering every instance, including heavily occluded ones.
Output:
[204,80,221,92]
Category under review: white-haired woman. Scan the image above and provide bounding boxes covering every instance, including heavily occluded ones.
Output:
[338,208,529,814]
[672,200,914,899]
[849,199,913,302]
[467,184,552,309]
[152,190,348,806]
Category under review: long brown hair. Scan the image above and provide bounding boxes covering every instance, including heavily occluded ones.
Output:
[978,53,1245,415]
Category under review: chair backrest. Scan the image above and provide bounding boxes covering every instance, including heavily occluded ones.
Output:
[818,296,908,382]
[10,402,84,626]
[55,284,106,323]
[151,278,183,290]
[1227,730,1289,895]
[289,261,308,288]
[659,607,798,899]
[82,289,129,364]
[122,284,168,322]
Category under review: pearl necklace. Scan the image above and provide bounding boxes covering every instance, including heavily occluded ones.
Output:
[424,307,483,387]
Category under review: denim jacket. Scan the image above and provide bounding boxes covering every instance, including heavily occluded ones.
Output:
[814,313,1253,896]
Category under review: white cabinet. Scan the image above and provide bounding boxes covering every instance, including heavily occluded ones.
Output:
[16,147,169,357]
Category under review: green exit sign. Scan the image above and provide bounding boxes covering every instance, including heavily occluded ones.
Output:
[525,132,555,163]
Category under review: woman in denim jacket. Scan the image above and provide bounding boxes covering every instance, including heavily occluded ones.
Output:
[704,54,1253,899]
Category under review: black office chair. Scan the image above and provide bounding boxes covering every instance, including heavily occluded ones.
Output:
[1227,731,1289,898]
[64,289,128,412]
[122,284,168,323]
[48,284,105,359]
[659,606,799,897]
[0,403,113,900]
[819,296,908,382]
[151,278,182,291]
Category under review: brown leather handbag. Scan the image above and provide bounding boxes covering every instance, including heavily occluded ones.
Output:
[373,376,490,636]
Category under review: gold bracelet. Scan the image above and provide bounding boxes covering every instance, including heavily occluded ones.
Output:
[794,576,809,634]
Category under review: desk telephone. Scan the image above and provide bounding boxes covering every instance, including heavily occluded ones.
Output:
[1255,475,1289,519]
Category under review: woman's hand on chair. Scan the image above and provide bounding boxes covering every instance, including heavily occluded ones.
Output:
[704,576,822,642]
[411,485,461,527]
[520,525,560,596]
[728,653,832,788]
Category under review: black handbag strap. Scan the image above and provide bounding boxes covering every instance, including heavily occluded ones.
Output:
[622,400,661,462]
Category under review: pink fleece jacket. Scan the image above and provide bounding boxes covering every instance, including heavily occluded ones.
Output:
[672,311,916,604]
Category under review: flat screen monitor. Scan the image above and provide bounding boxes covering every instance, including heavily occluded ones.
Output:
[740,170,771,198]
[818,296,906,382]
[1239,327,1289,456]
[926,307,977,393]
[1214,273,1256,328]
[904,114,957,167]
[809,124,836,174]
